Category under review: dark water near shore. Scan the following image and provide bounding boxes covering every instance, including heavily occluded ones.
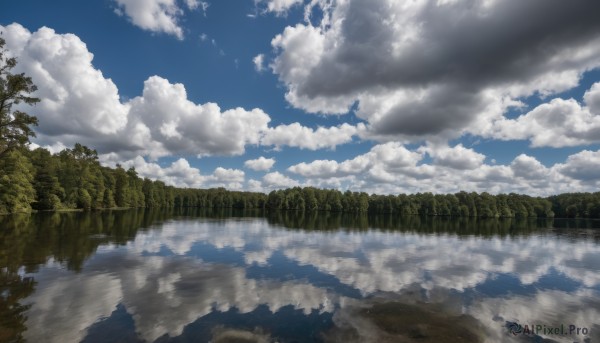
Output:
[1,209,599,342]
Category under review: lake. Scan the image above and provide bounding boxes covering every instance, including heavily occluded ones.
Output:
[1,209,599,342]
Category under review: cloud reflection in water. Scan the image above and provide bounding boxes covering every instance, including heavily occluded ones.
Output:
[21,217,600,342]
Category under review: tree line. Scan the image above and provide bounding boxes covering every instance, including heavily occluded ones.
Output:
[266,187,559,217]
[1,144,600,218]
[0,144,267,214]
[266,188,600,218]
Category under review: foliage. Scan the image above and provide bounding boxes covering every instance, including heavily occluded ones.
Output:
[0,36,39,159]
[548,193,600,218]
[1,141,599,217]
[265,188,559,218]
[0,149,36,214]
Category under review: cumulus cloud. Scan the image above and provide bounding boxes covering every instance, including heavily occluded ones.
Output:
[287,142,600,196]
[100,155,245,189]
[131,157,207,188]
[510,154,549,181]
[213,167,245,183]
[585,82,600,114]
[289,142,422,178]
[2,24,129,137]
[244,156,276,171]
[556,150,600,182]
[127,76,270,159]
[289,142,420,175]
[270,0,600,141]
[262,171,300,188]
[261,122,359,150]
[2,23,353,162]
[490,83,600,147]
[422,143,485,170]
[113,0,201,39]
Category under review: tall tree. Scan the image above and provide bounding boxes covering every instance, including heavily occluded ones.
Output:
[0,149,36,214]
[0,36,39,158]
[30,148,63,210]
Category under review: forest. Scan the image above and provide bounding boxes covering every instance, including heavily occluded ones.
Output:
[1,143,600,218]
[1,36,600,218]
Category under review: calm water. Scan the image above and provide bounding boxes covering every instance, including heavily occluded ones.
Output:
[1,209,599,343]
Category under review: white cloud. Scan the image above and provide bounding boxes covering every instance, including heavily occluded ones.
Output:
[288,159,341,178]
[288,141,423,178]
[261,122,359,150]
[269,0,600,142]
[113,156,206,188]
[556,150,600,182]
[244,156,276,171]
[246,179,264,192]
[101,155,245,189]
[585,82,600,114]
[211,167,245,190]
[490,88,600,147]
[253,53,265,72]
[213,167,245,183]
[127,76,271,159]
[262,171,300,188]
[113,0,196,39]
[287,142,600,196]
[2,24,129,137]
[510,154,549,181]
[423,143,486,170]
[256,0,303,15]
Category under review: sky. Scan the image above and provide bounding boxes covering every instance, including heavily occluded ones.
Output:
[2,0,600,196]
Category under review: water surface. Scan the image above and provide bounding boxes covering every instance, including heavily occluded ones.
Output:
[1,209,599,342]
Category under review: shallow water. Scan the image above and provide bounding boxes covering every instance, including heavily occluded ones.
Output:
[1,209,599,342]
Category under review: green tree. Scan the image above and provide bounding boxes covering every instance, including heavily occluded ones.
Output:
[0,36,39,159]
[0,150,36,214]
[114,164,131,207]
[303,188,318,211]
[30,148,63,210]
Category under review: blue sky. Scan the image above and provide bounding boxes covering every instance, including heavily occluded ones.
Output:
[2,0,600,195]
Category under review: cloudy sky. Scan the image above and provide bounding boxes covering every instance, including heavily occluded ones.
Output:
[2,0,600,195]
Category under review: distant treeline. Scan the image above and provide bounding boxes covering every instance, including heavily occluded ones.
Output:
[265,187,557,218]
[262,183,600,219]
[1,144,600,218]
